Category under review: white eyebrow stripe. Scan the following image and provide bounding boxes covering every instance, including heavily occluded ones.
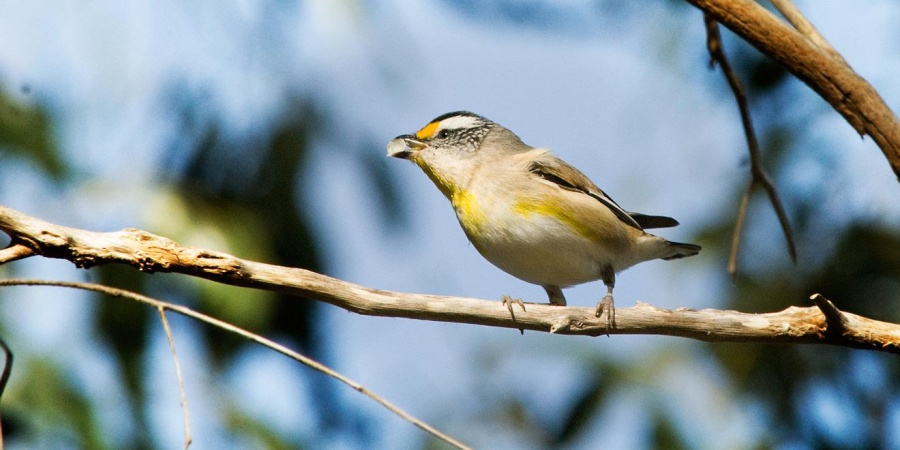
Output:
[437,115,480,131]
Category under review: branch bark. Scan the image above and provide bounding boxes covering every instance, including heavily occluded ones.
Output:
[769,0,846,63]
[686,0,900,179]
[2,205,899,353]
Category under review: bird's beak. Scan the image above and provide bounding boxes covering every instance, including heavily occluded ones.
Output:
[386,134,426,160]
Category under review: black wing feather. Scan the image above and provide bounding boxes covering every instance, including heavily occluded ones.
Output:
[628,213,679,229]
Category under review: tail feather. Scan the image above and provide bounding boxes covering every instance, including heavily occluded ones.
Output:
[661,241,701,260]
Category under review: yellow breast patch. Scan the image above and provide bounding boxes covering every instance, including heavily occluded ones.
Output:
[452,190,488,236]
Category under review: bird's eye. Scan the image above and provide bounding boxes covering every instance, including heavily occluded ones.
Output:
[437,129,450,139]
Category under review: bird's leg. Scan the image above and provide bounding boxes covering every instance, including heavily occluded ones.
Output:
[595,267,616,334]
[543,285,567,306]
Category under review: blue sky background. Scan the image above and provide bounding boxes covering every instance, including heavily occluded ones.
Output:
[1,1,899,448]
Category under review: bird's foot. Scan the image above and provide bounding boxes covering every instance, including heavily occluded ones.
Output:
[595,294,616,335]
[501,295,526,334]
[502,295,526,316]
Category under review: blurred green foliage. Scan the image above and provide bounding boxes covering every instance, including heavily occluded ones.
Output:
[5,359,107,449]
[0,86,65,180]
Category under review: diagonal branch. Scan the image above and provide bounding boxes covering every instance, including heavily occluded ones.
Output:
[1,205,899,353]
[0,278,472,450]
[686,0,900,179]
[704,15,797,277]
[157,307,193,450]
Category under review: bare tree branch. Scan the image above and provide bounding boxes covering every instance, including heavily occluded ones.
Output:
[0,242,36,265]
[704,15,797,278]
[0,278,472,450]
[769,0,846,63]
[1,205,898,353]
[687,0,900,179]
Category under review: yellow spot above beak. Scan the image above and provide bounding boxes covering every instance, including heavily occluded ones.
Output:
[415,121,440,140]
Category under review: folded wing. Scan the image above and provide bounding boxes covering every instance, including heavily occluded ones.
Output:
[528,152,680,231]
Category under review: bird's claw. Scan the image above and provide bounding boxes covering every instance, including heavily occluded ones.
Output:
[595,294,615,335]
[502,295,526,334]
[502,295,525,315]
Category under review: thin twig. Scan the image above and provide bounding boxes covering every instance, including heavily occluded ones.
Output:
[0,279,472,450]
[755,166,797,263]
[727,186,752,280]
[769,0,846,63]
[157,307,192,450]
[704,14,798,278]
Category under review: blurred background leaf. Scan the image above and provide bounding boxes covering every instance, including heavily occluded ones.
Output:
[0,87,66,181]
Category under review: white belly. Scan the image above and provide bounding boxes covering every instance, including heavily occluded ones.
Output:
[463,209,614,288]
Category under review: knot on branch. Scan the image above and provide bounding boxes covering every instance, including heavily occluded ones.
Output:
[809,293,849,338]
[72,254,99,269]
[549,315,589,334]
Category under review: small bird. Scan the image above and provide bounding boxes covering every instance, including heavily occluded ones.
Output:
[387,111,700,329]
